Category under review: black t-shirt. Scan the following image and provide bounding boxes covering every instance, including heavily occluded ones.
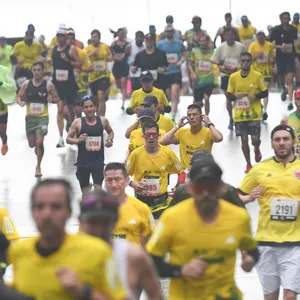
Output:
[270,24,298,57]
[133,48,169,71]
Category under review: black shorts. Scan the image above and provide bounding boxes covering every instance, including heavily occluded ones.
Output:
[54,82,78,105]
[76,167,104,188]
[235,120,261,137]
[90,78,110,96]
[193,84,214,100]
[221,76,230,91]
[75,91,87,106]
[163,73,182,89]
[276,56,296,75]
[112,62,129,79]
[0,114,8,125]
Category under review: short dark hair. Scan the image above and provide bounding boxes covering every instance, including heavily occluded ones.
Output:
[81,96,97,107]
[91,29,101,39]
[104,162,128,178]
[271,124,295,140]
[32,61,44,70]
[117,28,125,34]
[30,179,72,211]
[142,120,159,134]
[240,51,252,60]
[224,27,236,35]
[187,104,202,113]
[135,31,144,37]
[280,12,290,19]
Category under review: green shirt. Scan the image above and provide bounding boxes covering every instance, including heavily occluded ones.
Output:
[0,45,13,72]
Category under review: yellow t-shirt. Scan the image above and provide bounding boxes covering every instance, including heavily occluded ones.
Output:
[238,25,256,48]
[126,145,183,196]
[156,114,174,133]
[128,87,170,110]
[249,41,275,78]
[0,98,8,115]
[113,196,155,244]
[146,199,256,300]
[75,48,91,92]
[85,43,111,82]
[8,234,126,300]
[288,111,300,156]
[293,23,300,54]
[12,41,43,69]
[175,126,213,169]
[0,207,19,241]
[239,157,300,244]
[227,69,267,122]
[128,128,166,151]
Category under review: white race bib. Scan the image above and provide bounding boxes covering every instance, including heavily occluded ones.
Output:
[30,103,44,116]
[282,43,293,53]
[295,144,300,157]
[141,178,160,197]
[166,53,178,64]
[243,39,253,48]
[236,97,250,110]
[270,198,298,221]
[198,60,211,72]
[149,70,158,81]
[93,61,106,72]
[16,77,27,88]
[257,53,269,64]
[224,58,238,70]
[85,136,101,152]
[56,69,69,82]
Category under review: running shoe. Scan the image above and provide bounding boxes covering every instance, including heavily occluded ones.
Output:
[1,144,8,155]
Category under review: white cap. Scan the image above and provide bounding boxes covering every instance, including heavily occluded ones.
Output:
[59,23,67,30]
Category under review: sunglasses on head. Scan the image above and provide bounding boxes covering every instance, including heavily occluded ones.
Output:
[82,95,93,101]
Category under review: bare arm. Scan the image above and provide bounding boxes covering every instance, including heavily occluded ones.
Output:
[16,80,29,106]
[101,117,114,147]
[160,127,179,145]
[66,119,85,144]
[125,120,139,139]
[69,45,82,69]
[47,81,59,103]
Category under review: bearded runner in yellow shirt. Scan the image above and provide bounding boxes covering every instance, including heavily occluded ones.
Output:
[249,31,275,121]
[0,179,126,300]
[126,71,171,115]
[147,159,258,300]
[85,29,112,116]
[238,124,300,300]
[227,51,268,173]
[238,16,256,49]
[126,120,185,218]
[160,104,223,169]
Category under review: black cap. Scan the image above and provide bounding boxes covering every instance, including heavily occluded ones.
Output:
[27,24,35,31]
[141,95,158,107]
[166,15,174,22]
[80,190,119,221]
[189,161,223,184]
[271,124,295,140]
[137,107,155,120]
[241,15,248,21]
[140,70,153,81]
[191,149,214,166]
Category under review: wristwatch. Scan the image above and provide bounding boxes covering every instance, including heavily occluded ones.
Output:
[207,122,215,128]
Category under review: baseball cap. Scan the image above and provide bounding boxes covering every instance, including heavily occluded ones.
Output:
[149,25,156,32]
[138,108,155,120]
[0,36,6,41]
[56,29,67,36]
[189,161,223,184]
[165,24,174,32]
[191,149,214,166]
[141,95,158,106]
[67,28,75,36]
[192,16,202,23]
[294,89,300,99]
[140,70,153,81]
[241,15,248,21]
[59,23,67,30]
[80,190,119,221]
[27,24,35,31]
[294,13,300,20]
[166,15,174,22]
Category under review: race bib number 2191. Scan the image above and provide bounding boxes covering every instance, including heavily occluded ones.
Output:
[270,198,298,221]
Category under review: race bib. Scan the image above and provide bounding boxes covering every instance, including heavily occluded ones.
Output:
[56,69,69,81]
[236,97,250,110]
[149,70,158,81]
[270,198,298,221]
[141,178,160,197]
[85,136,101,152]
[16,77,27,88]
[243,39,252,48]
[257,53,269,64]
[282,43,293,53]
[93,61,106,72]
[198,60,211,72]
[166,53,178,64]
[295,144,300,157]
[30,103,44,115]
[224,58,238,70]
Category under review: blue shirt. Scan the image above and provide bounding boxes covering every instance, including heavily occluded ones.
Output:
[157,39,185,74]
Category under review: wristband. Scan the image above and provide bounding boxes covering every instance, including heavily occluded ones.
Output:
[129,180,133,187]
[207,122,214,128]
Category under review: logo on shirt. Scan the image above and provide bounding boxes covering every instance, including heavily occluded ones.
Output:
[200,140,205,145]
[129,218,137,224]
[266,173,272,177]
[294,171,300,180]
[226,236,235,244]
[161,165,165,170]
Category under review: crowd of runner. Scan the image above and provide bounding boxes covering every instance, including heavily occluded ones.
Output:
[0,9,300,300]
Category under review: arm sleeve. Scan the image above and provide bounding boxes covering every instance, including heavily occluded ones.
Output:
[151,255,182,278]
[127,92,137,110]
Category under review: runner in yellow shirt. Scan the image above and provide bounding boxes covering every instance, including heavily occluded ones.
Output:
[126,71,171,115]
[238,124,300,300]
[227,51,268,173]
[147,159,258,300]
[126,120,185,218]
[249,30,275,121]
[238,16,256,49]
[160,104,223,169]
[85,29,112,116]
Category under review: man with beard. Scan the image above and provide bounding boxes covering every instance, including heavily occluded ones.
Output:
[146,159,258,300]
[238,124,300,300]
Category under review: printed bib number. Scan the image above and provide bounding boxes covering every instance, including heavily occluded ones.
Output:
[257,53,269,64]
[198,60,211,72]
[224,58,237,70]
[149,70,158,81]
[270,198,298,221]
[141,178,160,197]
[93,61,106,72]
[295,144,300,157]
[236,97,250,110]
[243,39,252,48]
[30,103,44,115]
[166,53,178,64]
[85,136,101,152]
[282,43,293,53]
[56,70,69,81]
